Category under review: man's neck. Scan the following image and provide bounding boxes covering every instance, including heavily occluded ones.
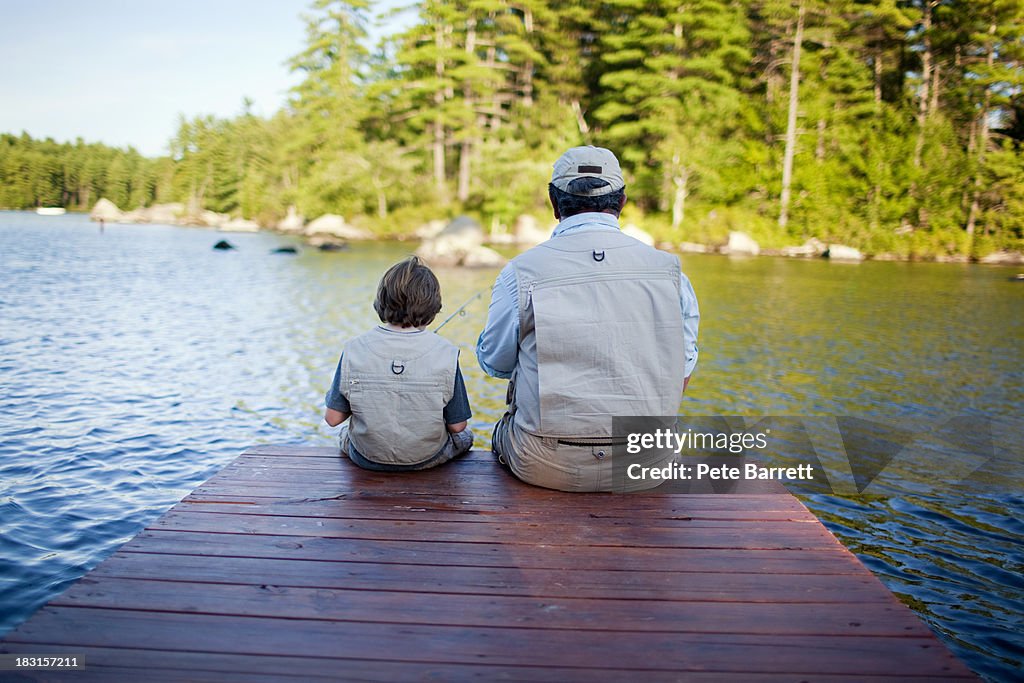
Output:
[557,209,621,220]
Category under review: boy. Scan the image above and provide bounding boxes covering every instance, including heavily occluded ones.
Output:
[324,256,473,470]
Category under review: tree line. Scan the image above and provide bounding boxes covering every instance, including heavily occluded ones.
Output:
[2,0,1022,258]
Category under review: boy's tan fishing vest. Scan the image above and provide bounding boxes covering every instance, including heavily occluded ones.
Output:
[340,328,458,466]
[506,228,686,490]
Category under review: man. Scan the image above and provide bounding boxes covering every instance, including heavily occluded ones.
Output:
[476,145,700,492]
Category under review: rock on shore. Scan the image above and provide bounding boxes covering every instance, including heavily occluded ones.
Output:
[220,218,261,232]
[825,244,864,261]
[120,203,186,225]
[487,214,550,246]
[980,251,1024,265]
[416,216,507,268]
[89,198,123,222]
[89,198,251,229]
[622,223,655,246]
[277,206,305,233]
[413,219,447,240]
[722,231,760,256]
[512,215,551,246]
[198,210,230,228]
[305,214,374,240]
[780,237,826,258]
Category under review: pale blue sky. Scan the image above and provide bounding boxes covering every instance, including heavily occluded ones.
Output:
[0,0,414,156]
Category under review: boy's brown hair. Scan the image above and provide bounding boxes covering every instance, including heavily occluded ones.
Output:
[373,256,443,328]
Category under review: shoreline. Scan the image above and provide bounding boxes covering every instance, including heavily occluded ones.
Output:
[8,207,1023,266]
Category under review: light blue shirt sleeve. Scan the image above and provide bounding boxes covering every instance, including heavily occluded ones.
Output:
[475,266,520,379]
[680,272,700,378]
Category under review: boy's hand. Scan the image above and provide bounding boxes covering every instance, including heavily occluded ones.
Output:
[325,408,350,427]
[446,421,468,434]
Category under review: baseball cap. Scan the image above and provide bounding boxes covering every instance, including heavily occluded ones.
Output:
[550,146,625,196]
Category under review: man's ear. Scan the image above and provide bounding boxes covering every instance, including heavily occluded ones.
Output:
[549,189,561,220]
[618,192,627,214]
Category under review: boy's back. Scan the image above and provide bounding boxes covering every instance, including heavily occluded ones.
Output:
[341,326,459,465]
[324,256,473,471]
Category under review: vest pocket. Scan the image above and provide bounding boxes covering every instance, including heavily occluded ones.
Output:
[347,379,448,464]
[530,272,684,438]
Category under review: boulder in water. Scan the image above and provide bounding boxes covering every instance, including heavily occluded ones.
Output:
[309,236,348,252]
[272,246,299,254]
[213,240,235,251]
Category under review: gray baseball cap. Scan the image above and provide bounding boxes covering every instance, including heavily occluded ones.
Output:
[550,146,625,196]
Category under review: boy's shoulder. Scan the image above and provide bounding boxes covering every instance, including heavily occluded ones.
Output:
[344,327,458,355]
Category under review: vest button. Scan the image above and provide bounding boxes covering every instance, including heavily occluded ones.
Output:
[596,450,606,459]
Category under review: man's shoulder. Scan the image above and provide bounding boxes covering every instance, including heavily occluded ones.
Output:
[511,231,679,266]
[509,239,551,264]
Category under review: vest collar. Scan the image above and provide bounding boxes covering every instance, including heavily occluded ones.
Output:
[552,212,621,238]
[377,324,426,335]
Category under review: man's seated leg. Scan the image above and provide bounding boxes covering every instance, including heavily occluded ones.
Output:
[491,412,514,468]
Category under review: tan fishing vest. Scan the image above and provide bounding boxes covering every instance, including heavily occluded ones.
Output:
[504,228,686,490]
[340,328,458,466]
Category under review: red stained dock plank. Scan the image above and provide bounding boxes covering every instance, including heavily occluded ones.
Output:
[1,446,977,681]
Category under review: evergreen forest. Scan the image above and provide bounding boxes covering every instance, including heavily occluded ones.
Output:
[2,0,1022,258]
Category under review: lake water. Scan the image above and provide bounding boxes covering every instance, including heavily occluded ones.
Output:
[0,211,1021,680]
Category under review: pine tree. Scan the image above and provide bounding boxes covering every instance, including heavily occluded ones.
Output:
[957,0,1024,240]
[593,0,751,231]
[286,0,373,217]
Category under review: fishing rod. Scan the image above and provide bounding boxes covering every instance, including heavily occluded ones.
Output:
[433,290,484,332]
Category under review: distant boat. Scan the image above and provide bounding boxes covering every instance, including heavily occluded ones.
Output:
[36,207,66,216]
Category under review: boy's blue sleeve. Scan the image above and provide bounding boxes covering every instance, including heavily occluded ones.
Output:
[443,362,472,425]
[325,354,351,412]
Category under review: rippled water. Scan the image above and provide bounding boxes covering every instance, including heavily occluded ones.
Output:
[0,212,1021,680]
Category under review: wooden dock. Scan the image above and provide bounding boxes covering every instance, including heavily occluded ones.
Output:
[2,445,976,681]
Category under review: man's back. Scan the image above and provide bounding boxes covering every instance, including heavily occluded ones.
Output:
[507,227,686,440]
[476,146,699,492]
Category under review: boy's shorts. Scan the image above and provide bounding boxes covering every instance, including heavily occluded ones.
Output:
[338,423,474,472]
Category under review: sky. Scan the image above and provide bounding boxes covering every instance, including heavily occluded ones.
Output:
[0,0,414,157]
